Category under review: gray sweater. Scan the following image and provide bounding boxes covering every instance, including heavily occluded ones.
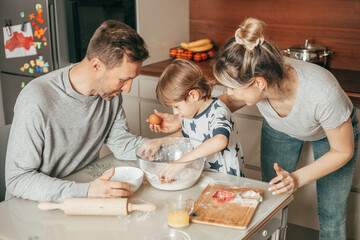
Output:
[5,65,145,202]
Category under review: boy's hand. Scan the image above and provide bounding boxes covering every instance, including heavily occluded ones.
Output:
[159,157,192,183]
[159,163,185,183]
[87,167,133,198]
[147,110,182,133]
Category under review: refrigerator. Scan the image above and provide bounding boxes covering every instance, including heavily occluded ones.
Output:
[0,0,136,124]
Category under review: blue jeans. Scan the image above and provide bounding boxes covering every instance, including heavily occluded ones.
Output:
[261,108,359,240]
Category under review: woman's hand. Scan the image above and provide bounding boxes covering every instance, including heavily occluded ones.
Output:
[268,163,298,195]
[87,167,133,198]
[147,110,182,133]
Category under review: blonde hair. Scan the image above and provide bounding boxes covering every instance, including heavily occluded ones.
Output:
[156,59,212,106]
[214,18,286,89]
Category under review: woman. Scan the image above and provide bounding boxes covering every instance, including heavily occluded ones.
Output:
[149,18,358,240]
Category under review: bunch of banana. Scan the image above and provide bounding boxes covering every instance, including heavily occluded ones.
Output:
[180,39,213,52]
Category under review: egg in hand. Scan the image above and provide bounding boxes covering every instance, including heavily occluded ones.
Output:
[148,114,162,125]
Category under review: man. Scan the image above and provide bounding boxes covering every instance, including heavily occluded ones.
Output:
[5,20,149,202]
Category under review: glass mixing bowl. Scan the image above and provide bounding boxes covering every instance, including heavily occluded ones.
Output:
[136,137,205,191]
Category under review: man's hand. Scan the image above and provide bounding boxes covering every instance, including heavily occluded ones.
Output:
[87,167,133,198]
[147,110,182,133]
[137,138,165,160]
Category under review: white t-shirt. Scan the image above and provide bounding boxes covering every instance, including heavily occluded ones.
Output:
[256,57,353,141]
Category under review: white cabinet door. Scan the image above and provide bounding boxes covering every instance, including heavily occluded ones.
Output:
[100,95,141,158]
[122,96,140,135]
[140,101,173,139]
[232,115,263,168]
[234,105,262,118]
[128,76,140,97]
[139,75,159,100]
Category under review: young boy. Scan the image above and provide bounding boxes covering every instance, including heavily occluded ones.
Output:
[146,59,245,181]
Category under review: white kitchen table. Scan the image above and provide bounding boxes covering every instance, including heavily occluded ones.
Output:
[0,154,293,240]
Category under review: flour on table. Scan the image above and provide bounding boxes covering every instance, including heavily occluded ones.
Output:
[231,190,263,204]
[124,199,155,222]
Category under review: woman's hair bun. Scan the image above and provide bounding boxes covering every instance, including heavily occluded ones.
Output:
[235,18,265,50]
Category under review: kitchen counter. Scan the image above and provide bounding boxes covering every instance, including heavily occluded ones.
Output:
[140,59,360,104]
[0,154,293,240]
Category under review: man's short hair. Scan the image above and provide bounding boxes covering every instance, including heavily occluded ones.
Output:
[86,20,149,69]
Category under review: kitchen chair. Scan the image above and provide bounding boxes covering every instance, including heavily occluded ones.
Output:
[0,124,11,202]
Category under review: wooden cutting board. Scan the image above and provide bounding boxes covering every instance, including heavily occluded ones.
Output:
[190,184,264,230]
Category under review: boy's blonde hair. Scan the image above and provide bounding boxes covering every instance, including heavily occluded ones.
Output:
[156,59,213,106]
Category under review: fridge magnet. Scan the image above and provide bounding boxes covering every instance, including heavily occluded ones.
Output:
[34,42,42,49]
[3,22,37,58]
[34,25,45,39]
[35,66,43,72]
[21,22,28,32]
[21,53,50,74]
[36,58,44,67]
[4,19,11,36]
[36,8,45,25]
[29,5,46,40]
[34,54,49,73]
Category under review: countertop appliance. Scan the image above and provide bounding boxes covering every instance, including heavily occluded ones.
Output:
[0,0,136,124]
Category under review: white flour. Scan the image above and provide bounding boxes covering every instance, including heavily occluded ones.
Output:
[231,190,263,204]
[143,166,201,191]
[124,199,155,222]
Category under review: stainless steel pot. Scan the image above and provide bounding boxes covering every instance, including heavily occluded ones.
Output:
[283,39,332,67]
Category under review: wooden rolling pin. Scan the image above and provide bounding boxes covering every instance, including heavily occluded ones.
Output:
[38,198,156,216]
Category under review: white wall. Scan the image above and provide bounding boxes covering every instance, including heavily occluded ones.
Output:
[136,0,189,65]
